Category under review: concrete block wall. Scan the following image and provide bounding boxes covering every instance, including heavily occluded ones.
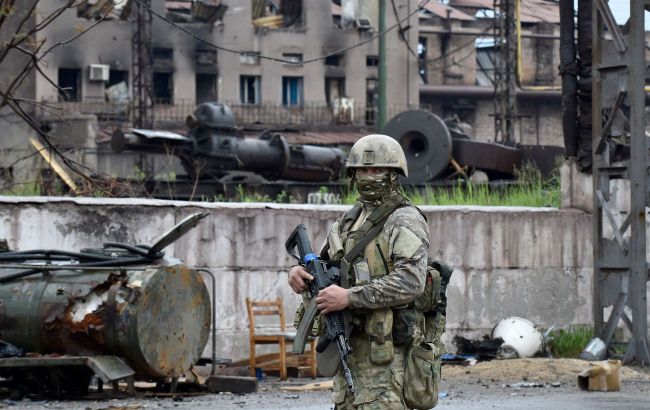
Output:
[0,196,606,361]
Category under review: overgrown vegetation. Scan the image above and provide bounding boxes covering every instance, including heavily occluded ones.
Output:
[548,326,593,358]
[342,162,560,207]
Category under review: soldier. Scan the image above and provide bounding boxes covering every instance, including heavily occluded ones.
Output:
[288,134,434,409]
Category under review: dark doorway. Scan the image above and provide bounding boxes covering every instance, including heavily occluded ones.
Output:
[58,68,81,102]
[196,73,217,104]
[325,77,345,107]
[153,72,173,104]
[108,70,128,87]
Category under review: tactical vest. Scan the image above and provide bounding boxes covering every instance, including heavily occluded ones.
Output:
[326,194,450,356]
[328,194,420,363]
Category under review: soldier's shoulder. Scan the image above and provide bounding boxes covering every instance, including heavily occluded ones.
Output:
[389,204,426,224]
[385,204,428,236]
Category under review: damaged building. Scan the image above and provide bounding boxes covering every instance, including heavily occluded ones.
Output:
[0,0,564,193]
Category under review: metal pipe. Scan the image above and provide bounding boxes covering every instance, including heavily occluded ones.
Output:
[418,26,560,39]
[378,0,387,130]
[576,0,592,171]
[516,0,522,86]
[559,0,578,157]
[419,85,561,99]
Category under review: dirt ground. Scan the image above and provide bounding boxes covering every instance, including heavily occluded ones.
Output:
[2,359,650,409]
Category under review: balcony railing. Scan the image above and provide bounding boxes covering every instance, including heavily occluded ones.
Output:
[39,98,429,128]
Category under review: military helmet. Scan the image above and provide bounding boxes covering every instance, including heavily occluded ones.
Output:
[346,134,408,176]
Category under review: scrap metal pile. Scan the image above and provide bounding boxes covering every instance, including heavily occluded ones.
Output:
[110,103,563,201]
[0,214,214,398]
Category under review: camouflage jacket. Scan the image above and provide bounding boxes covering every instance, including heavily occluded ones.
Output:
[325,197,430,310]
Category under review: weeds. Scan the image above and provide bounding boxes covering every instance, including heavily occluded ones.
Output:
[400,162,560,207]
[548,326,593,358]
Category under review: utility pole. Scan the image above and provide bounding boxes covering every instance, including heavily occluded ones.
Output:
[378,0,387,130]
[493,0,517,143]
[132,0,154,129]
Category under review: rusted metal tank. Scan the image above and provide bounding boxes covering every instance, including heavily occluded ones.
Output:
[0,265,210,379]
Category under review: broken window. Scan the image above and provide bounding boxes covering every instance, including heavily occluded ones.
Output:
[105,70,129,104]
[332,0,342,28]
[108,70,128,87]
[153,72,173,104]
[282,76,303,106]
[58,68,82,102]
[325,77,345,107]
[282,53,303,65]
[366,55,378,67]
[152,47,174,104]
[366,78,378,125]
[240,75,261,104]
[196,50,217,66]
[196,74,218,104]
[240,52,261,65]
[475,37,497,86]
[251,0,303,28]
[165,0,228,25]
[325,54,342,67]
[418,37,427,84]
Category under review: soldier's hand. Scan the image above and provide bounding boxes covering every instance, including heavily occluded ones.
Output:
[316,285,349,314]
[288,265,314,294]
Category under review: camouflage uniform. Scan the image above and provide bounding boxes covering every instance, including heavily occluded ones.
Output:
[325,195,430,409]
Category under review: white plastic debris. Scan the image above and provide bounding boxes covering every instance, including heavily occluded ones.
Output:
[491,317,543,358]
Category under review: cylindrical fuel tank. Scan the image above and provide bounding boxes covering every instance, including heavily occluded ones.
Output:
[0,265,210,379]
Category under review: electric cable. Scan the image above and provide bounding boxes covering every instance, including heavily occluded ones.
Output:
[390,0,420,60]
[131,0,430,65]
[0,241,166,283]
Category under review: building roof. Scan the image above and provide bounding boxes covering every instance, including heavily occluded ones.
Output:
[419,1,475,21]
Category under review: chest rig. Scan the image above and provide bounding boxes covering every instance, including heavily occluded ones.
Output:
[328,193,419,366]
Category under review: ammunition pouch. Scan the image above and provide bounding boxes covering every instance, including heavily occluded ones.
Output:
[365,308,394,365]
[403,337,441,410]
[392,307,418,346]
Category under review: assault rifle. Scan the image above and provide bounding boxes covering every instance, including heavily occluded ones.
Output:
[286,224,355,394]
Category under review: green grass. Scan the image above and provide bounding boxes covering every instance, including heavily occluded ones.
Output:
[549,326,594,358]
[342,162,560,207]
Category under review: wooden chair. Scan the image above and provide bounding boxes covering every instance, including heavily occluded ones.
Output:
[245,297,317,380]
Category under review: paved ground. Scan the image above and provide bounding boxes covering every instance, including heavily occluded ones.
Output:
[3,358,650,409]
[3,379,650,410]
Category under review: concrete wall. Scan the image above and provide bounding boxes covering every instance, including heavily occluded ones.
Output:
[0,196,608,361]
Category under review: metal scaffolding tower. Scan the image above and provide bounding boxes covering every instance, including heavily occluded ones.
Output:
[131,0,154,129]
[493,0,517,144]
[592,0,650,364]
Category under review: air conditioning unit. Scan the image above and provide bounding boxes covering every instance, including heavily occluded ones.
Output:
[89,64,109,82]
[355,18,372,30]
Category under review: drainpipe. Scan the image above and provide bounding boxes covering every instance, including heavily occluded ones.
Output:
[576,0,592,172]
[378,0,387,130]
[559,0,578,157]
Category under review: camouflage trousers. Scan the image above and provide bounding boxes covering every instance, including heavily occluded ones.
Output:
[332,333,407,410]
